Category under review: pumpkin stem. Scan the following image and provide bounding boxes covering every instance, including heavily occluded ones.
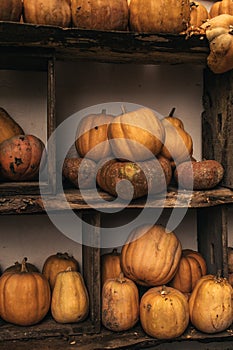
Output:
[160,285,168,296]
[168,107,176,117]
[190,1,198,8]
[117,272,126,283]
[65,266,73,272]
[121,105,127,114]
[21,257,28,273]
[56,252,73,260]
[112,248,118,254]
[101,109,107,115]
[215,269,222,282]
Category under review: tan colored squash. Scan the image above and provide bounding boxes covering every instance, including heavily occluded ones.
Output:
[102,272,139,331]
[101,248,122,286]
[0,0,22,21]
[140,285,189,339]
[189,272,233,333]
[121,224,182,286]
[51,267,89,323]
[209,0,233,18]
[0,107,24,145]
[0,258,51,326]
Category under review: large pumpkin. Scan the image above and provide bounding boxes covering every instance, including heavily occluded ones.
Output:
[23,0,71,27]
[209,0,233,18]
[51,268,89,323]
[0,107,24,145]
[101,248,122,286]
[189,273,233,333]
[75,110,114,162]
[121,224,182,286]
[0,259,51,326]
[102,272,139,331]
[140,285,189,339]
[0,0,22,21]
[71,0,129,30]
[108,107,165,162]
[0,134,45,181]
[129,0,190,33]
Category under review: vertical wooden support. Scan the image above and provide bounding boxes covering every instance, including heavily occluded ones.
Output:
[197,205,228,277]
[202,68,233,188]
[82,211,101,333]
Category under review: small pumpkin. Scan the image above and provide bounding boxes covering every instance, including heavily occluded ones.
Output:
[189,272,233,333]
[209,0,233,18]
[189,1,209,28]
[75,110,114,162]
[0,258,51,326]
[102,272,139,331]
[3,257,39,274]
[42,252,79,290]
[121,224,182,286]
[62,157,97,189]
[140,285,189,339]
[51,267,89,323]
[101,248,122,286]
[0,107,24,145]
[0,0,22,21]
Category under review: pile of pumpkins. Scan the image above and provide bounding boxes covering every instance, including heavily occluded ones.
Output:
[0,107,45,182]
[101,223,233,339]
[0,252,89,326]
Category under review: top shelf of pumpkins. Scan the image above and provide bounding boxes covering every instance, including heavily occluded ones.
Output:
[2,0,233,73]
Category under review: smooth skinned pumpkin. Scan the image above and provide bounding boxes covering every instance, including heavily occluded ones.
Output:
[0,107,24,145]
[102,272,139,331]
[0,259,51,326]
[140,285,189,339]
[101,248,122,286]
[0,0,22,21]
[121,224,182,286]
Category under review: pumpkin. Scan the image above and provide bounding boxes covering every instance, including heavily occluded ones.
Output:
[228,246,233,273]
[189,1,209,28]
[62,157,97,189]
[96,155,172,200]
[102,272,139,331]
[0,134,45,181]
[140,285,189,339]
[0,0,22,21]
[169,249,207,293]
[121,224,182,286]
[189,272,233,333]
[23,0,71,27]
[108,107,165,162]
[42,252,79,290]
[0,258,51,326]
[0,107,24,145]
[75,110,114,162]
[129,0,190,33]
[3,257,39,274]
[164,108,184,130]
[51,267,89,323]
[71,0,129,30]
[209,0,233,18]
[101,248,122,286]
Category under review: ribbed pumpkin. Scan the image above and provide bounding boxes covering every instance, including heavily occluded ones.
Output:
[189,272,233,333]
[169,249,207,293]
[102,272,139,331]
[209,0,233,18]
[42,252,79,290]
[140,285,189,339]
[23,0,71,27]
[121,224,182,286]
[0,258,51,326]
[0,134,45,181]
[0,107,24,145]
[3,257,39,274]
[0,0,22,21]
[108,107,165,162]
[189,1,209,28]
[129,0,190,33]
[51,268,89,323]
[101,248,122,286]
[71,0,129,30]
[75,110,114,162]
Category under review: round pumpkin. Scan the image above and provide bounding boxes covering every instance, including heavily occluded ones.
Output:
[62,157,97,189]
[71,0,129,30]
[209,0,233,18]
[121,224,182,286]
[0,134,45,181]
[140,285,189,339]
[102,272,139,331]
[23,0,71,27]
[51,267,89,323]
[0,107,24,145]
[189,1,209,28]
[189,272,233,333]
[164,108,184,130]
[42,252,79,290]
[0,0,22,21]
[75,110,114,162]
[3,257,39,274]
[101,248,122,286]
[169,249,207,293]
[0,259,51,326]
[108,107,165,162]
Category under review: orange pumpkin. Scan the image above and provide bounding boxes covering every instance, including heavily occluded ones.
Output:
[189,1,209,28]
[0,0,22,21]
[101,248,122,286]
[209,0,233,18]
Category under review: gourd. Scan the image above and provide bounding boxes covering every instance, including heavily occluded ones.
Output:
[62,157,97,189]
[0,107,24,145]
[101,248,122,286]
[129,0,190,33]
[51,267,89,323]
[0,258,51,326]
[108,107,165,162]
[169,249,207,293]
[23,0,72,27]
[189,272,233,333]
[3,257,39,274]
[121,224,182,286]
[42,252,79,290]
[0,134,45,181]
[71,0,129,30]
[75,110,114,162]
[140,285,189,339]
[102,272,139,331]
[0,0,22,21]
[209,0,233,18]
